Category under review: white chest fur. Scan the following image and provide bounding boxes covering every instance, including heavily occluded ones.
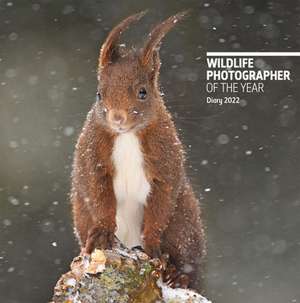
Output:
[112,132,150,248]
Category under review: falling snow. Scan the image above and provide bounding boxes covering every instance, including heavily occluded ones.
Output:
[0,1,299,303]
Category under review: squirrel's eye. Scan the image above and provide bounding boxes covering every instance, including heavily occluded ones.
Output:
[138,87,147,101]
[96,91,101,102]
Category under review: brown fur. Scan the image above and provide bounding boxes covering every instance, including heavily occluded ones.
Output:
[71,11,206,292]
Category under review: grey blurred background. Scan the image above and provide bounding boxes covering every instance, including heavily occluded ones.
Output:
[0,0,300,302]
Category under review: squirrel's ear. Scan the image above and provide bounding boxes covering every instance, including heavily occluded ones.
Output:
[99,10,147,69]
[148,49,161,83]
[140,10,190,67]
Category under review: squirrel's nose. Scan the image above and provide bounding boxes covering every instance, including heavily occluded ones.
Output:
[108,109,127,126]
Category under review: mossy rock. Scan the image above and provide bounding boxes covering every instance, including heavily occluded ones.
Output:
[51,246,162,303]
[51,244,211,303]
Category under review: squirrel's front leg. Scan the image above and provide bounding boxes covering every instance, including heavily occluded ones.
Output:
[143,181,174,258]
[84,175,117,254]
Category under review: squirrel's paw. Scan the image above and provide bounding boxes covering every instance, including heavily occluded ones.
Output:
[85,227,115,254]
[167,272,190,289]
[162,259,190,289]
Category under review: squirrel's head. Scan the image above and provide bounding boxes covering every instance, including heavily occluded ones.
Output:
[95,10,189,134]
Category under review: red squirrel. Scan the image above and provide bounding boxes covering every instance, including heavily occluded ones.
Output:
[71,11,206,291]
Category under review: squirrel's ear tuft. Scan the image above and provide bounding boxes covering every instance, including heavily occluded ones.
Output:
[140,10,190,67]
[99,10,147,69]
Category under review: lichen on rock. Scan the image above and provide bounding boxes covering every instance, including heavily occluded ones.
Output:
[51,243,211,303]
